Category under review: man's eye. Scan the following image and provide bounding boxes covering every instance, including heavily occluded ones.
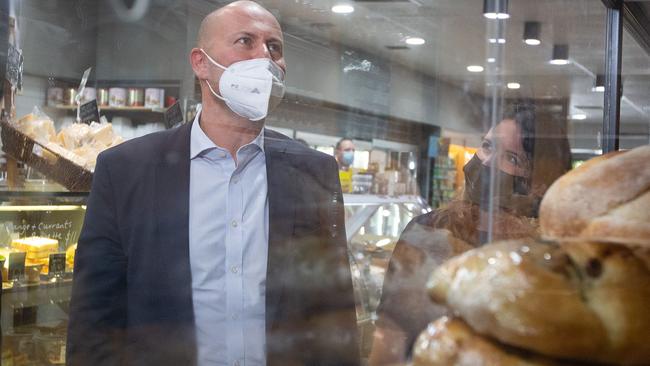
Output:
[481,141,492,153]
[268,43,282,54]
[237,37,252,46]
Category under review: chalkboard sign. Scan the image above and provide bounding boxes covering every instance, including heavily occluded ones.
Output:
[79,99,100,124]
[164,101,183,129]
[49,253,66,276]
[6,43,23,89]
[8,252,26,282]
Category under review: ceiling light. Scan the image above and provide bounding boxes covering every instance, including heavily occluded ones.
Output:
[487,57,496,63]
[467,65,484,73]
[571,113,587,120]
[489,38,506,44]
[483,0,509,19]
[550,44,569,65]
[507,82,521,89]
[592,74,605,92]
[405,37,426,46]
[331,4,354,14]
[523,21,541,46]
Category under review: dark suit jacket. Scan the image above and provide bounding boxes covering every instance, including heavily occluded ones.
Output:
[67,121,360,366]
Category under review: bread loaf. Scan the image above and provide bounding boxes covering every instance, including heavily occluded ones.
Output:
[539,145,650,246]
[427,239,650,365]
[412,317,567,366]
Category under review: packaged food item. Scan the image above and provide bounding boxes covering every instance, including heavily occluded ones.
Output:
[14,107,56,144]
[46,87,63,106]
[97,88,109,106]
[145,88,165,108]
[11,237,59,260]
[109,87,127,107]
[66,244,77,271]
[127,88,144,107]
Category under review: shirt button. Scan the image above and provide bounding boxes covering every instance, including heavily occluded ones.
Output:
[231,313,239,320]
[231,220,238,228]
[234,361,240,366]
[231,265,239,274]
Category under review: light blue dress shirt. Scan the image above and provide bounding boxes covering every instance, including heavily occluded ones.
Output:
[189,112,269,366]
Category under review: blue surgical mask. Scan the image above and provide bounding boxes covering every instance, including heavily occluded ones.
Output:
[342,151,355,166]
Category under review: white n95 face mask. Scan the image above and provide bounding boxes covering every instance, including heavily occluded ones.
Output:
[201,49,285,121]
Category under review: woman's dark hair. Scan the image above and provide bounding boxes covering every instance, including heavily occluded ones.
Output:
[503,104,536,167]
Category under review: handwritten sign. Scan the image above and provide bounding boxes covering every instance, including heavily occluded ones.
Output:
[164,101,183,129]
[79,99,100,124]
[49,253,66,276]
[8,252,26,282]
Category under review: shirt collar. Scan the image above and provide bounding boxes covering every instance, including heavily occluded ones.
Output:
[190,109,265,160]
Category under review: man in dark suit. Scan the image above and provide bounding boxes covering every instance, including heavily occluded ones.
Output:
[67,2,359,365]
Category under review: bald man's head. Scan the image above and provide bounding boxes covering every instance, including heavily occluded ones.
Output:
[197,1,281,49]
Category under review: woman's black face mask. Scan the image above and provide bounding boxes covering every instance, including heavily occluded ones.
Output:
[463,154,539,217]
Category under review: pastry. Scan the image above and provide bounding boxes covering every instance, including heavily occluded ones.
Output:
[427,239,650,365]
[539,145,650,246]
[412,317,569,366]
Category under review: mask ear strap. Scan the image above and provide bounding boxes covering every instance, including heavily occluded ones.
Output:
[203,79,226,102]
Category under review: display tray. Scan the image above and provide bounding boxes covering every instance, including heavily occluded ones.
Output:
[0,118,92,192]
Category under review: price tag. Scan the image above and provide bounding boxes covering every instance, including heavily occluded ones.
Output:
[164,101,184,129]
[6,44,23,89]
[8,252,26,282]
[76,67,92,102]
[48,253,66,276]
[79,99,100,125]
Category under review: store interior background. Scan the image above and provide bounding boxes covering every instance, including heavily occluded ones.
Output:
[12,0,650,204]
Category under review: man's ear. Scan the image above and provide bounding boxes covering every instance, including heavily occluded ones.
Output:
[190,48,209,80]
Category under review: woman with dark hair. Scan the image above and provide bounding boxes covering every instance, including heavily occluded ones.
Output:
[368,105,571,365]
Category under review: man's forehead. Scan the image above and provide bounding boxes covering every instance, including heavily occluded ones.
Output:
[213,5,283,40]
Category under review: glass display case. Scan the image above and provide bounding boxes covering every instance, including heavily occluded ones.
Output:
[1,0,648,365]
[0,190,85,365]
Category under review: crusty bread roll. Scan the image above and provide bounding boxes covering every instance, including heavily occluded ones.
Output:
[427,239,650,365]
[412,317,567,366]
[539,145,650,246]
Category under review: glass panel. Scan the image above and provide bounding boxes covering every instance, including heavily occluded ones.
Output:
[621,16,650,149]
[5,1,641,366]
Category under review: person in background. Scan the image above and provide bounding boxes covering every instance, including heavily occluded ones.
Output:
[369,104,571,365]
[335,138,356,170]
[67,2,359,365]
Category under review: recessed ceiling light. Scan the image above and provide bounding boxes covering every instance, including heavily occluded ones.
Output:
[467,65,484,73]
[507,82,521,89]
[489,38,506,44]
[405,37,426,46]
[331,4,354,14]
[523,21,541,46]
[483,0,510,19]
[550,44,569,65]
[571,113,587,120]
[487,57,496,63]
[592,86,605,92]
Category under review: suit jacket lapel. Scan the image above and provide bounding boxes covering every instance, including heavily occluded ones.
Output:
[264,130,296,331]
[154,122,194,323]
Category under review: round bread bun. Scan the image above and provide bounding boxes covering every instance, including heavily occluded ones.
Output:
[539,145,650,246]
[427,239,650,365]
[412,317,570,366]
